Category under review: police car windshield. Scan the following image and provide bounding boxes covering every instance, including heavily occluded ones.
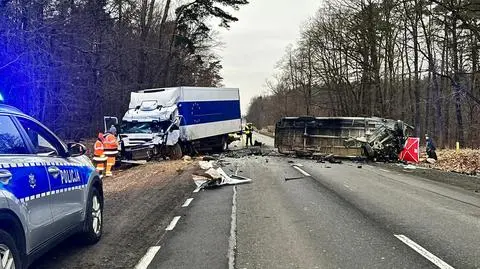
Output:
[121,122,160,134]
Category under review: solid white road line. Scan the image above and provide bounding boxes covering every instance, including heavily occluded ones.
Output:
[134,246,161,269]
[182,198,194,207]
[293,165,311,177]
[394,234,455,269]
[165,216,181,231]
[193,186,201,193]
[228,186,237,269]
[380,169,390,173]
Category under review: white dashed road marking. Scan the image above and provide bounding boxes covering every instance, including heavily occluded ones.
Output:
[228,186,237,269]
[394,234,455,269]
[193,186,201,193]
[165,216,181,231]
[293,166,311,177]
[134,246,161,269]
[182,198,194,207]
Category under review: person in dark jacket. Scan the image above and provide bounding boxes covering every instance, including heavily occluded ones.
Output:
[244,123,254,147]
[425,134,437,160]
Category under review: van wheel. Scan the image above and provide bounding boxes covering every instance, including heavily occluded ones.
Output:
[81,188,103,245]
[168,143,183,160]
[213,135,228,152]
[0,229,21,269]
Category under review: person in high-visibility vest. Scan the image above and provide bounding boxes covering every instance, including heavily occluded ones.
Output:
[92,133,108,176]
[103,128,119,177]
[244,123,254,147]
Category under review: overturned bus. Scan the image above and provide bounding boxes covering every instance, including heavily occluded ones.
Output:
[274,116,413,161]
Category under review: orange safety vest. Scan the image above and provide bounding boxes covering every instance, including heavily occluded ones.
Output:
[92,139,108,162]
[103,133,119,155]
[93,140,104,156]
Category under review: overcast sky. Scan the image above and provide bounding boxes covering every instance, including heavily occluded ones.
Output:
[217,0,323,114]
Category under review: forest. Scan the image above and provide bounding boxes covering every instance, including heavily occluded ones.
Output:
[247,0,479,148]
[1,0,248,139]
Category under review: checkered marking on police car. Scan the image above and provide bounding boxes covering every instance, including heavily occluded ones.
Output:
[0,162,88,168]
[17,184,87,204]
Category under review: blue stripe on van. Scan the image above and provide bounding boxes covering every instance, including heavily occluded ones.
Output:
[178,100,241,126]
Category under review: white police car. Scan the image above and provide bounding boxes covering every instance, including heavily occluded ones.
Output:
[0,104,103,269]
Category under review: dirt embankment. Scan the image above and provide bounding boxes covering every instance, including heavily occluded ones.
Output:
[31,160,197,269]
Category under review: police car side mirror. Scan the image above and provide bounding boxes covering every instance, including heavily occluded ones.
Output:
[68,143,87,157]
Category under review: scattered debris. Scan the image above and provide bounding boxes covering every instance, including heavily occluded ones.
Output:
[182,155,192,162]
[288,160,294,163]
[327,158,342,164]
[357,165,362,168]
[193,159,253,190]
[254,140,263,147]
[199,160,215,170]
[192,175,210,187]
[426,158,436,164]
[222,146,270,158]
[202,156,217,161]
[403,164,417,170]
[205,168,222,179]
[285,176,305,181]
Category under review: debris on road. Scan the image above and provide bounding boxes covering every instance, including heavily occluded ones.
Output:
[399,164,417,170]
[199,160,215,170]
[222,146,274,158]
[284,176,305,181]
[203,156,217,161]
[183,155,193,162]
[254,140,263,146]
[193,160,253,190]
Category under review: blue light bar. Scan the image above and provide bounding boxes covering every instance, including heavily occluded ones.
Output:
[0,92,3,103]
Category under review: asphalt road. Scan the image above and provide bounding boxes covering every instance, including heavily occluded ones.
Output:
[143,133,480,269]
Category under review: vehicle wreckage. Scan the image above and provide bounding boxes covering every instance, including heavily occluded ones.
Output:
[275,117,413,161]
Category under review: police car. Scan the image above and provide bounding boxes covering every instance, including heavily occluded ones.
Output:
[0,104,103,269]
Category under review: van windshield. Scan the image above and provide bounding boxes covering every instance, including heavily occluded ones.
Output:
[121,122,159,134]
[121,121,171,134]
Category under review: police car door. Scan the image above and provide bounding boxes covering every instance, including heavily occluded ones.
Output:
[0,115,55,251]
[16,117,85,233]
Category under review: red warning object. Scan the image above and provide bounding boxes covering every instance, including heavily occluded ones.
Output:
[399,137,420,163]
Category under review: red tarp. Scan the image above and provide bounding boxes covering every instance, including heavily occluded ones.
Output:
[399,137,420,163]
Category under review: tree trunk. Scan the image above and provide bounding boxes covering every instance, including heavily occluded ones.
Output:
[452,11,465,146]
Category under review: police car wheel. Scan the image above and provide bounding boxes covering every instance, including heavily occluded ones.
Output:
[81,188,103,244]
[0,230,21,269]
